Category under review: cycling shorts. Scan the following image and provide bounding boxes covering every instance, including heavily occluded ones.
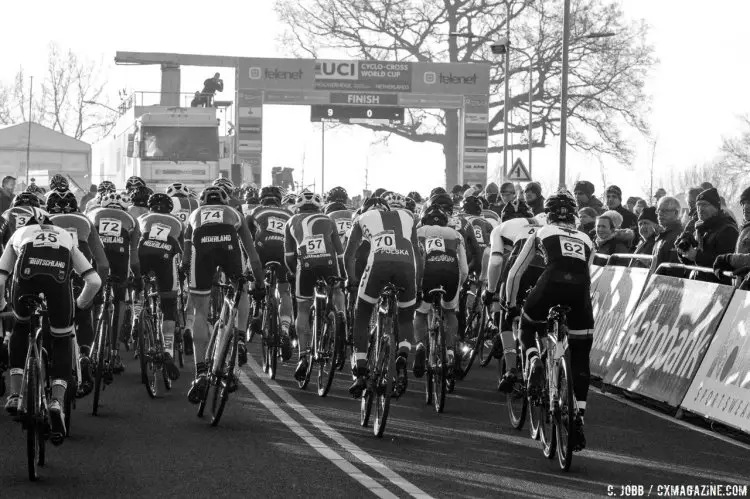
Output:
[104,246,130,285]
[256,244,287,283]
[295,257,338,300]
[501,265,543,331]
[358,259,416,308]
[417,264,460,314]
[189,237,245,295]
[139,244,178,296]
[12,275,74,336]
[522,274,594,331]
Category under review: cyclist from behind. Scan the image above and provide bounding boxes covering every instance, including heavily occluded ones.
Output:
[167,182,199,228]
[136,193,183,380]
[247,186,294,361]
[182,187,265,404]
[413,203,467,379]
[213,177,244,213]
[284,191,345,381]
[128,185,152,221]
[461,195,494,284]
[85,181,116,214]
[325,186,354,248]
[505,191,594,450]
[344,196,422,398]
[88,191,141,373]
[1,192,45,245]
[47,190,110,397]
[1,207,101,444]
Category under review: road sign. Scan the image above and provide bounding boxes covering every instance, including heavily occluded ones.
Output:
[310,105,404,124]
[507,158,531,182]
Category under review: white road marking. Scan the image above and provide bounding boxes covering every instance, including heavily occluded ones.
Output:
[238,371,399,499]
[246,355,435,499]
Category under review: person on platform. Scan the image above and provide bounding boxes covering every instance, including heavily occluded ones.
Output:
[200,73,224,107]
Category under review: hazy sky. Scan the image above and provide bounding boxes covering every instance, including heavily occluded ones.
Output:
[2,0,747,198]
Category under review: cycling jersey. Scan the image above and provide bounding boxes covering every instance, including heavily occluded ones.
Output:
[185,204,246,295]
[490,218,540,256]
[170,196,199,228]
[0,224,95,335]
[447,213,481,274]
[465,215,494,251]
[138,212,184,293]
[84,197,100,214]
[128,205,149,221]
[416,225,467,313]
[284,211,343,299]
[328,209,354,247]
[353,209,418,307]
[248,205,290,281]
[88,207,140,286]
[1,206,38,245]
[49,212,108,268]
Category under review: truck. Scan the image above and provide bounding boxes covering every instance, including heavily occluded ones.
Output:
[91,104,221,192]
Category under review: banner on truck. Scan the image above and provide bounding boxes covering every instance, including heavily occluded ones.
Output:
[602,275,732,407]
[590,266,650,380]
[682,290,750,432]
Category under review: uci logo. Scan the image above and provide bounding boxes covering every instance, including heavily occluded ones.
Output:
[423,71,437,84]
[316,60,358,80]
[249,67,262,80]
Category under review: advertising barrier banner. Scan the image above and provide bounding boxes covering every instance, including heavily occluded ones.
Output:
[590,266,650,379]
[682,290,750,432]
[602,275,733,407]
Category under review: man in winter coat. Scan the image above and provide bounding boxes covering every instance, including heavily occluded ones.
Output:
[651,196,683,275]
[632,207,658,268]
[523,181,545,215]
[605,185,638,233]
[573,180,604,214]
[712,186,750,280]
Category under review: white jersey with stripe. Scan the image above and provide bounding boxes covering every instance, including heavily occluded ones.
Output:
[489,217,539,256]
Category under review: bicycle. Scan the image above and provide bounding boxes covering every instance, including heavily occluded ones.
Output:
[424,287,450,413]
[259,262,282,379]
[91,276,117,416]
[457,273,489,378]
[528,304,577,471]
[197,274,247,427]
[209,267,226,324]
[496,303,531,435]
[135,272,174,398]
[360,282,402,438]
[298,276,346,397]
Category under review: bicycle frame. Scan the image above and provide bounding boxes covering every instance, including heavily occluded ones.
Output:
[19,299,48,418]
[539,306,573,410]
[211,277,246,375]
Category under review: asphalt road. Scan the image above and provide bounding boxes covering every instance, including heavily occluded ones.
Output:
[2,340,749,498]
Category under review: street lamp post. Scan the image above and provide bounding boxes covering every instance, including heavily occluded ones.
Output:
[558,0,572,190]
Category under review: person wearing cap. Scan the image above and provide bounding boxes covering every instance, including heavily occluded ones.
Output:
[523,182,545,215]
[713,186,750,279]
[0,176,16,214]
[595,210,631,255]
[676,187,738,283]
[631,207,659,267]
[651,196,683,275]
[573,180,604,214]
[605,185,638,234]
[483,182,503,216]
[681,186,703,236]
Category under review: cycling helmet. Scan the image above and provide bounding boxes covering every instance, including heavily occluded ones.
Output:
[260,186,283,202]
[405,197,417,214]
[21,207,52,226]
[361,196,390,214]
[14,190,41,208]
[383,192,406,210]
[131,185,152,207]
[49,174,69,192]
[501,199,534,222]
[295,191,323,210]
[212,177,235,196]
[126,176,146,192]
[119,190,132,207]
[148,193,174,214]
[428,192,454,215]
[421,205,449,227]
[46,190,78,214]
[461,195,483,216]
[200,186,229,206]
[97,180,116,194]
[430,187,447,197]
[324,201,348,215]
[282,193,296,207]
[245,187,260,205]
[544,190,577,224]
[166,182,191,197]
[372,188,388,198]
[407,191,422,203]
[100,192,128,210]
[327,186,348,204]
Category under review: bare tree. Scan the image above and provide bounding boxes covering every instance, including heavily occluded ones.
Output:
[275,0,656,186]
[0,43,118,141]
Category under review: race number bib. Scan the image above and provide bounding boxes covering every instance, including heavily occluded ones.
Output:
[425,236,445,254]
[66,228,79,247]
[200,208,223,224]
[266,217,285,235]
[373,231,396,251]
[559,236,585,261]
[336,219,353,235]
[14,212,30,228]
[149,223,171,242]
[175,210,189,224]
[99,218,122,237]
[473,226,484,244]
[302,236,325,255]
[32,230,60,249]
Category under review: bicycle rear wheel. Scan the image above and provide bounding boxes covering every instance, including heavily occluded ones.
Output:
[373,314,395,438]
[25,357,40,481]
[299,301,320,390]
[540,352,557,460]
[360,337,375,428]
[556,350,575,471]
[430,315,447,414]
[92,311,110,416]
[138,311,157,398]
[198,322,220,418]
[211,330,236,427]
[478,313,495,368]
[506,343,527,430]
[64,372,75,437]
[317,309,340,397]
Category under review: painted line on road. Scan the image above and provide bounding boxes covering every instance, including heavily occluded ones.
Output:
[238,371,399,499]
[591,387,750,452]
[246,355,435,499]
